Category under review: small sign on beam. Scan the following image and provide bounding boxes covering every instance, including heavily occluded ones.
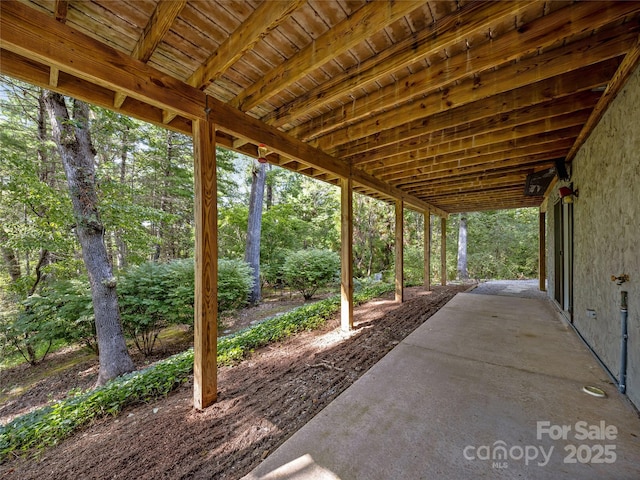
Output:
[524,167,556,196]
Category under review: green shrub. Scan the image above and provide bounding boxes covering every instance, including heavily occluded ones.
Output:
[119,258,252,355]
[0,282,91,365]
[281,249,340,299]
[0,282,395,458]
[118,262,179,356]
[217,258,253,312]
[403,246,425,286]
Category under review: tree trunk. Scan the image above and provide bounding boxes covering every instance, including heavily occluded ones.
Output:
[44,92,134,385]
[115,126,129,270]
[265,164,273,210]
[245,161,266,304]
[0,228,21,283]
[457,213,469,280]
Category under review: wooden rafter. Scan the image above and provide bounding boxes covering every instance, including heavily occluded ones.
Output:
[3,0,640,214]
[355,110,590,170]
[393,148,568,189]
[54,0,68,23]
[114,0,186,109]
[133,0,187,63]
[369,126,582,180]
[337,92,601,159]
[313,58,620,152]
[0,0,444,217]
[301,31,632,147]
[566,33,640,162]
[285,1,638,138]
[189,0,305,91]
[262,0,525,128]
[230,0,424,112]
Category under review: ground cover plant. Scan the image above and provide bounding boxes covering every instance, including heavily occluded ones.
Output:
[0,282,393,459]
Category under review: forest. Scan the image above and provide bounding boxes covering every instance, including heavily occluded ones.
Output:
[0,77,539,372]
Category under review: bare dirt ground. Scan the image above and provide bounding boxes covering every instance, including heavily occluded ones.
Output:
[0,284,468,480]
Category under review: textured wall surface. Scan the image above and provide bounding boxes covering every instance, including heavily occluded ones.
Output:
[547,64,640,409]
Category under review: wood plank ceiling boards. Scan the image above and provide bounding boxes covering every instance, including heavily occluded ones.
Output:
[3,0,640,214]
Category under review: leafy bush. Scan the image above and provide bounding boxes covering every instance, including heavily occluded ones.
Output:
[0,282,394,457]
[119,258,252,356]
[40,280,97,353]
[403,246,425,286]
[118,261,181,356]
[217,258,253,312]
[0,308,58,366]
[0,283,90,365]
[281,249,340,299]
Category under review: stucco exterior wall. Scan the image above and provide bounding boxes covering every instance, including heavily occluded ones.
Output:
[547,64,640,409]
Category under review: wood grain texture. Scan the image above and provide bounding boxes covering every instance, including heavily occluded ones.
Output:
[440,217,447,286]
[424,211,431,291]
[4,0,640,215]
[231,0,423,112]
[395,199,404,303]
[340,177,354,331]
[193,116,218,410]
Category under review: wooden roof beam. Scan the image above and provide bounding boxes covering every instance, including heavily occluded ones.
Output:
[302,30,632,148]
[290,2,639,141]
[230,0,424,112]
[262,0,525,128]
[357,111,590,171]
[54,0,68,23]
[407,167,545,195]
[189,0,304,91]
[411,177,532,197]
[392,150,565,189]
[333,91,601,159]
[385,142,572,185]
[114,0,186,109]
[0,48,194,135]
[0,2,444,216]
[369,125,582,179]
[313,58,620,152]
[566,34,640,162]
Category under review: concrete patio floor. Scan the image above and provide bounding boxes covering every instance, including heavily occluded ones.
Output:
[243,290,640,479]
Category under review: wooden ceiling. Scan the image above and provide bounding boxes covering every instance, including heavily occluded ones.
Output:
[2,0,640,214]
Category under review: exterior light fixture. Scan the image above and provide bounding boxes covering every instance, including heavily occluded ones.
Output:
[559,186,578,203]
[258,143,268,164]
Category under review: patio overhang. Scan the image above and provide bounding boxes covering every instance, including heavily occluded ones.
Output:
[3,1,640,214]
[3,0,640,408]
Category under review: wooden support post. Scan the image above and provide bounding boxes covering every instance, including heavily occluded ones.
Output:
[395,199,404,302]
[424,211,431,290]
[441,217,447,286]
[193,114,218,410]
[340,178,354,331]
[539,211,546,291]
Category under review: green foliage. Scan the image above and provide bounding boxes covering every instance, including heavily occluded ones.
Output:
[0,288,75,366]
[353,194,395,278]
[0,283,394,458]
[281,249,340,300]
[118,258,252,355]
[118,260,195,355]
[0,349,194,458]
[0,276,96,365]
[403,246,425,286]
[217,258,254,312]
[458,209,538,280]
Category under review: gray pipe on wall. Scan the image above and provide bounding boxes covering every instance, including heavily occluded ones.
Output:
[620,291,628,394]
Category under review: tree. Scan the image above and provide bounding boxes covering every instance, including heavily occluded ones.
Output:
[43,92,134,385]
[457,213,468,280]
[245,160,267,304]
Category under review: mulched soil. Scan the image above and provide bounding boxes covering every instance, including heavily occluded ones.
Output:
[0,284,468,480]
